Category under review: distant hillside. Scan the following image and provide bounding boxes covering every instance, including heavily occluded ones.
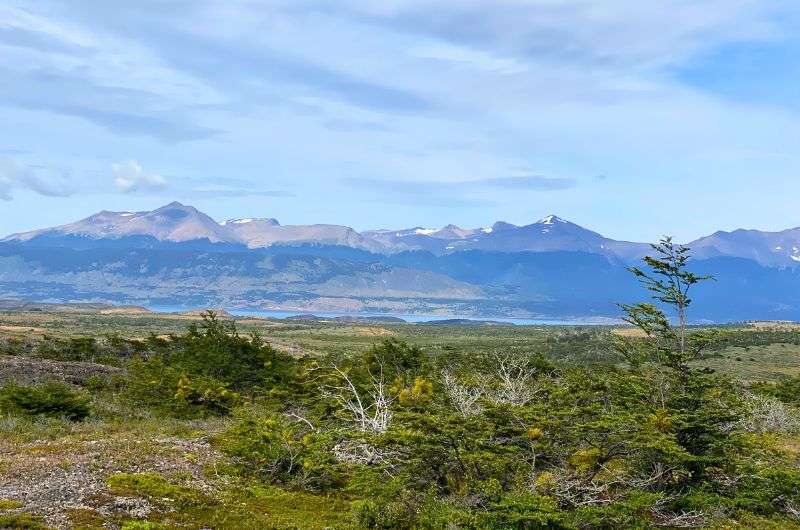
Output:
[2,239,800,321]
[3,202,800,321]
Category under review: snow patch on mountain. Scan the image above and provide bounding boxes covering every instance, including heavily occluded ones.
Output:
[539,215,564,225]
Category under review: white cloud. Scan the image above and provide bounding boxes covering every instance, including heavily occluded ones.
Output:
[0,158,73,200]
[112,160,167,193]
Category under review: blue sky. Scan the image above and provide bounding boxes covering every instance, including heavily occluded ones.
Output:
[1,1,800,242]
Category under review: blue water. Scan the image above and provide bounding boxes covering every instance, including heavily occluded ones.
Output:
[145,305,604,326]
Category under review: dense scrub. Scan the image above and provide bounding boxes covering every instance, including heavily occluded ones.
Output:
[3,311,798,528]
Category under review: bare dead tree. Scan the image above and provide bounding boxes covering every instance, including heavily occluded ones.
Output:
[736,393,800,434]
[284,408,317,432]
[326,363,394,433]
[484,353,540,406]
[529,460,677,511]
[775,496,800,521]
[442,369,484,417]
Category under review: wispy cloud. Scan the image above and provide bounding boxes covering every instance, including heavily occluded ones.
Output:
[341,174,574,207]
[0,25,90,55]
[189,185,295,198]
[0,158,74,200]
[170,176,296,199]
[140,28,435,115]
[479,175,576,190]
[344,175,575,192]
[336,0,790,70]
[0,70,221,143]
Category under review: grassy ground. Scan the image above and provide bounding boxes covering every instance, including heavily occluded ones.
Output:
[0,308,612,359]
[697,342,800,382]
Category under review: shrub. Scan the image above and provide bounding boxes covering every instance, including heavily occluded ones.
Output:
[0,381,90,421]
[214,412,341,490]
[124,358,238,418]
[737,393,800,433]
[363,339,430,381]
[168,312,291,391]
[174,374,241,414]
[36,336,99,362]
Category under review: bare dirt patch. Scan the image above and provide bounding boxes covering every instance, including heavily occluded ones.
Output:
[352,326,394,337]
[611,327,647,338]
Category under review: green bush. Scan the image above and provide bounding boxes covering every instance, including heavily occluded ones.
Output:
[123,312,297,417]
[167,312,292,391]
[36,336,99,362]
[0,381,90,420]
[214,412,342,490]
[124,358,239,417]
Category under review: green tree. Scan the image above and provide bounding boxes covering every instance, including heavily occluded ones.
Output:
[618,236,714,378]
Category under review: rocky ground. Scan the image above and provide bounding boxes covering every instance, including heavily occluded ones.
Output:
[0,426,228,529]
[0,355,121,386]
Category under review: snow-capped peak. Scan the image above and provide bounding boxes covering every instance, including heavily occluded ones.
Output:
[538,215,565,225]
[481,226,493,234]
[414,228,438,235]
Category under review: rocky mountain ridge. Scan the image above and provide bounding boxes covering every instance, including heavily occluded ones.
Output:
[5,202,800,267]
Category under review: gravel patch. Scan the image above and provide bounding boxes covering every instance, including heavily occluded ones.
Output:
[0,355,121,386]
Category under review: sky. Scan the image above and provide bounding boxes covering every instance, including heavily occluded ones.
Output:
[1,0,800,242]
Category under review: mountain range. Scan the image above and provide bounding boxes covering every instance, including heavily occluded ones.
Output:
[9,201,800,266]
[3,201,800,321]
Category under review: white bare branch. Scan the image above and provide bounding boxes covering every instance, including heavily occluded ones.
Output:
[327,363,394,433]
[485,353,540,406]
[284,409,317,432]
[332,439,398,467]
[442,369,484,417]
[736,392,800,434]
[652,497,708,528]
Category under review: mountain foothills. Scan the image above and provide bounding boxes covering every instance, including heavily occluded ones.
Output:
[3,201,800,321]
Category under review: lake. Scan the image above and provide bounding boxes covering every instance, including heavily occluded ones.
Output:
[145,305,608,326]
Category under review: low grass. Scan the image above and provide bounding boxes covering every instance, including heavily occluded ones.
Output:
[0,498,23,510]
[107,472,206,507]
[106,473,353,529]
[0,512,50,529]
[698,343,800,382]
